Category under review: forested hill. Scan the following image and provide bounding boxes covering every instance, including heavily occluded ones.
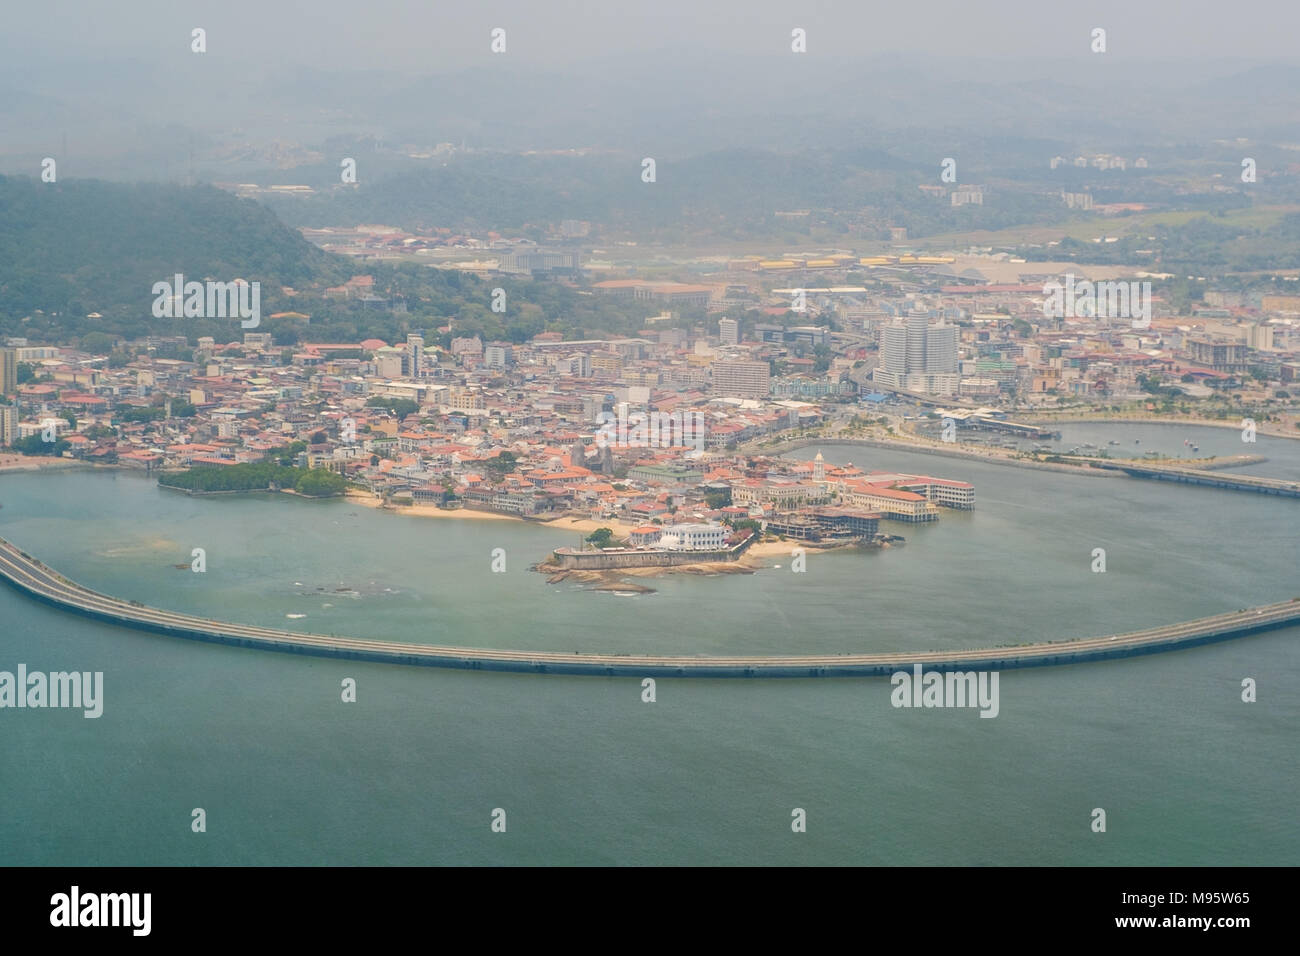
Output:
[0,175,348,334]
[259,148,1061,242]
[0,176,665,347]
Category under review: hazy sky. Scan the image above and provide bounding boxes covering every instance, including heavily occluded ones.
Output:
[3,0,1298,174]
[7,0,1300,70]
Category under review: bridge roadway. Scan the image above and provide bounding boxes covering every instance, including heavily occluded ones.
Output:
[2,536,1297,677]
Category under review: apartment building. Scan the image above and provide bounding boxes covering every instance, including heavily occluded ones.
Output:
[712,360,771,399]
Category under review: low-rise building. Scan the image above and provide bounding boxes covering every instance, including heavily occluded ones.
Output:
[655,522,729,551]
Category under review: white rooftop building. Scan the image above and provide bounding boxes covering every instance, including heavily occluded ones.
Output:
[655,523,729,551]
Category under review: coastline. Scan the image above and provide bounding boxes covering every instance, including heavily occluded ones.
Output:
[346,492,833,581]
[0,455,92,475]
[346,489,521,522]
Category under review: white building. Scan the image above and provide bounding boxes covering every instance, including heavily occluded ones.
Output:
[655,523,729,551]
[374,347,404,379]
[873,314,960,394]
[484,344,514,368]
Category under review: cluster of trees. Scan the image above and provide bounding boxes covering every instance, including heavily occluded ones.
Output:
[1137,373,1187,400]
[8,435,68,456]
[365,396,419,419]
[114,405,166,423]
[704,490,731,509]
[158,462,347,496]
[482,451,517,478]
[265,441,307,466]
[0,177,348,339]
[1018,212,1300,277]
[293,468,349,497]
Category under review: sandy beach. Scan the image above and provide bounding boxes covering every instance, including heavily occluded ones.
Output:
[0,454,86,474]
[346,498,674,538]
[534,514,641,536]
[345,489,520,521]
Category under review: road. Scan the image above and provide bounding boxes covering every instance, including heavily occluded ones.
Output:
[1,536,1296,677]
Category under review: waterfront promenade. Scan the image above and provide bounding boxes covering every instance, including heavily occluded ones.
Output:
[1,536,1296,677]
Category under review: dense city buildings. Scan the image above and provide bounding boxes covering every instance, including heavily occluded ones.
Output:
[3,230,1298,565]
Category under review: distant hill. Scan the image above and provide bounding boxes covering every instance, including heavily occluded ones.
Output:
[260,147,1067,242]
[0,176,348,334]
[0,176,665,346]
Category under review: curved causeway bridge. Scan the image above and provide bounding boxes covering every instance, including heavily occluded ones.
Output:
[1,536,1297,678]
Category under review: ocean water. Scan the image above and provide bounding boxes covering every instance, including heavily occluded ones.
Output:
[1,423,1296,865]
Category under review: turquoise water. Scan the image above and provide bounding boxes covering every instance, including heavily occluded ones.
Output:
[1,423,1297,864]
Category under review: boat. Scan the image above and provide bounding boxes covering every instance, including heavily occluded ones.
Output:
[1135,439,1141,444]
[1192,445,1199,452]
[1108,440,1120,445]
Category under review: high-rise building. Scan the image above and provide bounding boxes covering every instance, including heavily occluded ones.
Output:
[0,347,16,396]
[1245,323,1274,350]
[925,324,958,374]
[566,353,592,378]
[484,344,514,369]
[874,317,960,394]
[718,318,739,346]
[0,404,16,446]
[712,360,771,398]
[880,324,909,378]
[406,333,425,378]
[905,313,928,372]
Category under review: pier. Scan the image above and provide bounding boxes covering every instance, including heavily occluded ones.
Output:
[1,536,1296,677]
